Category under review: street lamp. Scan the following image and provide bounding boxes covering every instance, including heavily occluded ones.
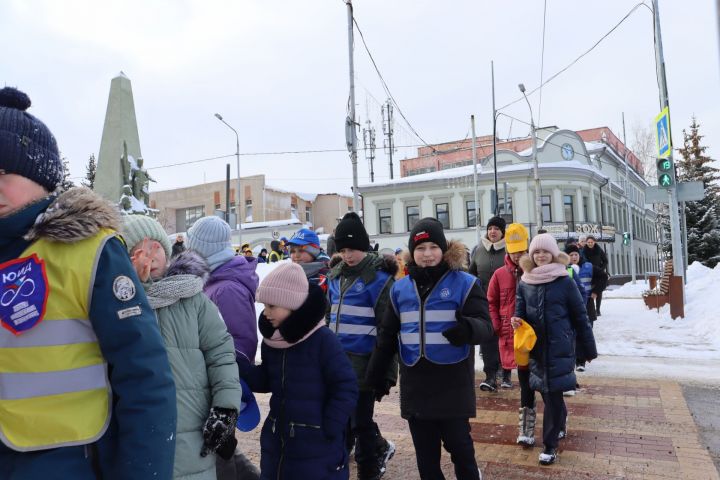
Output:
[518,83,543,234]
[214,113,242,243]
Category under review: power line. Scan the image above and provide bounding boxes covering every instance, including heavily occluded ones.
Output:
[498,2,652,112]
[352,16,436,152]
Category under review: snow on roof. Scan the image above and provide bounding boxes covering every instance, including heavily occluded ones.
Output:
[296,192,318,202]
[241,218,303,230]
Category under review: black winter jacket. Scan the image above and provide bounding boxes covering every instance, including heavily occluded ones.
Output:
[366,241,494,420]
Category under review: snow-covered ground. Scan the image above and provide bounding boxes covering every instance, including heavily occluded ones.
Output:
[251,260,720,385]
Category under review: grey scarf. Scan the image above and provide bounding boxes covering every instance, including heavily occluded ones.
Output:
[146,274,204,309]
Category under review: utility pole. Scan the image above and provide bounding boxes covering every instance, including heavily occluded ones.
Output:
[362,119,376,183]
[345,0,360,213]
[471,115,481,248]
[519,84,542,234]
[491,61,499,217]
[622,113,637,283]
[382,99,395,180]
[653,0,684,292]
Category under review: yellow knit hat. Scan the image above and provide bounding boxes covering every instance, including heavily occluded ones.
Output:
[514,320,537,366]
[505,223,529,254]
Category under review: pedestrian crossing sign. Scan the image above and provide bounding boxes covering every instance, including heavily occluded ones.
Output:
[655,107,672,159]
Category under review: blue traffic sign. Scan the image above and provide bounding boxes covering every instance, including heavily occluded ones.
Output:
[655,107,672,159]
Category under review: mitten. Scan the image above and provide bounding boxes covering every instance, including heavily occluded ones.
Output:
[442,322,471,346]
[373,379,392,402]
[200,407,239,457]
[215,434,238,460]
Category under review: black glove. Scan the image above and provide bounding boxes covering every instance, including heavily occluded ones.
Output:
[373,379,393,402]
[215,434,238,460]
[442,321,472,346]
[200,407,239,457]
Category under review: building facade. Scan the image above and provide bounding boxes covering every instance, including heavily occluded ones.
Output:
[359,127,659,277]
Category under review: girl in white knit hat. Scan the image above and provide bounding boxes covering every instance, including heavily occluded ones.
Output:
[243,262,358,479]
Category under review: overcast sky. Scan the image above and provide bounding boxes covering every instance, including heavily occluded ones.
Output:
[1,0,718,196]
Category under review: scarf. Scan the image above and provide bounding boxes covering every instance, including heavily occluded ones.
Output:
[263,319,326,349]
[145,274,204,309]
[521,262,568,285]
[206,247,236,271]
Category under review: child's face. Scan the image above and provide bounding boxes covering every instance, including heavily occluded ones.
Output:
[532,249,553,267]
[569,252,580,265]
[290,246,314,264]
[340,248,366,267]
[508,251,526,265]
[413,242,443,267]
[264,304,292,328]
[0,173,48,218]
[131,240,168,280]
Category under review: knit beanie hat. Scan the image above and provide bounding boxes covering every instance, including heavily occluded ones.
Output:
[122,215,172,258]
[564,243,580,255]
[186,216,233,259]
[504,223,529,254]
[256,262,309,310]
[408,217,448,256]
[528,233,561,258]
[287,228,321,259]
[0,87,63,191]
[334,212,370,252]
[486,216,507,236]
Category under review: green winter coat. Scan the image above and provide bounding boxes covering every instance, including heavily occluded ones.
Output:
[326,252,399,391]
[146,251,242,480]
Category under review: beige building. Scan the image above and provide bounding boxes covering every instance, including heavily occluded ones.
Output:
[150,174,352,236]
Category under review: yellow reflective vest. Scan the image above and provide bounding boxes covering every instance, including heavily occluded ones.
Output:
[0,229,115,451]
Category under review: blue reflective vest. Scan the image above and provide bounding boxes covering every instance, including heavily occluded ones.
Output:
[328,272,393,354]
[391,271,476,366]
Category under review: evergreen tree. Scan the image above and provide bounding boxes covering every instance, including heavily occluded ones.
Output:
[676,117,720,267]
[82,153,96,189]
[60,156,75,191]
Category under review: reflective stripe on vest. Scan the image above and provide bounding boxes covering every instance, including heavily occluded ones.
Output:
[0,229,115,451]
[391,271,476,366]
[328,271,392,354]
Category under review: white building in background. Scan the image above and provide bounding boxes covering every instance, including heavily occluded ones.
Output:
[359,127,659,276]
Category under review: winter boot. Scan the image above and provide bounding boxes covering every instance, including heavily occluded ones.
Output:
[357,437,395,480]
[558,413,569,440]
[480,374,498,392]
[516,407,536,447]
[539,447,558,465]
[500,369,513,389]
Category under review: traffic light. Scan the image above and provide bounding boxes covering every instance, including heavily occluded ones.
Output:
[656,157,674,187]
[623,232,631,246]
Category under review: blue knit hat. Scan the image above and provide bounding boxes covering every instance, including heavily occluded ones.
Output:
[186,216,233,259]
[0,87,63,191]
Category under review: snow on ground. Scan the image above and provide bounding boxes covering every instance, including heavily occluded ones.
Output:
[251,259,720,383]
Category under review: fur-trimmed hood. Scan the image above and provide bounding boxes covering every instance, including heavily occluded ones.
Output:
[165,250,210,282]
[406,239,468,271]
[24,187,121,243]
[519,251,570,273]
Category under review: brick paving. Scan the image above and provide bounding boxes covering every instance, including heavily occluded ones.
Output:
[236,373,719,479]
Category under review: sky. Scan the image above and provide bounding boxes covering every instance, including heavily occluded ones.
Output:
[1,0,718,196]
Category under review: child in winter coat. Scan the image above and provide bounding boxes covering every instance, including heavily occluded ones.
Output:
[0,87,176,479]
[123,216,242,480]
[511,233,597,466]
[244,262,358,479]
[565,243,596,373]
[326,212,398,480]
[486,224,539,446]
[367,218,494,480]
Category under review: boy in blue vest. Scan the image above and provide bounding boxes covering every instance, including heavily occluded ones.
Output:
[366,218,494,480]
[326,212,398,480]
[0,87,176,478]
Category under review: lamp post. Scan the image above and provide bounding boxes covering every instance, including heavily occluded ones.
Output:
[214,113,242,243]
[518,83,543,234]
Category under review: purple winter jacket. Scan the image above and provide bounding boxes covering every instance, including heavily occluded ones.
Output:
[203,256,260,366]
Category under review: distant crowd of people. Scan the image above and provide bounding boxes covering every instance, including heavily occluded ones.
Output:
[2,86,604,479]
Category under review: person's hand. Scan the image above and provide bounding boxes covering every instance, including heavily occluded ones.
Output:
[200,407,239,457]
[442,322,471,346]
[130,238,159,282]
[591,293,597,300]
[510,317,523,330]
[373,380,392,402]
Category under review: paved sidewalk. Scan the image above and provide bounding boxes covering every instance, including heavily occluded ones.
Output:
[236,373,719,479]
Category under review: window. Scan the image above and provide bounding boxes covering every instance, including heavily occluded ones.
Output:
[245,200,253,223]
[435,203,449,229]
[466,200,477,227]
[541,195,552,223]
[563,195,575,230]
[291,202,298,219]
[379,208,392,234]
[305,206,312,223]
[406,205,420,231]
[185,206,204,230]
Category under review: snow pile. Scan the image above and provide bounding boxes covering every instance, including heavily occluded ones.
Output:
[594,261,720,360]
[604,280,649,298]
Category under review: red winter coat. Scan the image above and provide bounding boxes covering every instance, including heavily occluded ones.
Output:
[487,254,523,370]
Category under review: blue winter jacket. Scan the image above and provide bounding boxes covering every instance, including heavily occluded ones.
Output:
[515,260,597,393]
[244,284,358,480]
